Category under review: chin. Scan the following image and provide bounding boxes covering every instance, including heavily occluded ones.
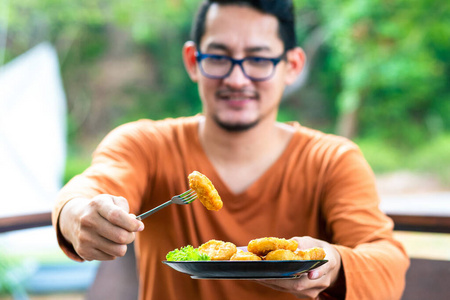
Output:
[214,116,260,132]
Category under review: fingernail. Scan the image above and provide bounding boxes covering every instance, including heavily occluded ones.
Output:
[310,271,319,279]
[138,224,145,231]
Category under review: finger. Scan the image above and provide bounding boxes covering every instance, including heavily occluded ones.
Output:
[112,196,130,213]
[110,197,144,231]
[129,214,145,232]
[94,195,142,232]
[79,205,137,247]
[75,231,120,261]
[79,246,117,261]
[92,233,129,257]
[257,275,326,299]
[306,259,331,279]
[308,269,322,280]
[257,276,308,293]
[85,210,137,245]
[109,196,144,231]
[77,227,129,259]
[292,236,320,249]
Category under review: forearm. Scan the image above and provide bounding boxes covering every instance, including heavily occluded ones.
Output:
[334,240,409,300]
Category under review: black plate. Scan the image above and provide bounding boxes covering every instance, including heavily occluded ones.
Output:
[162,260,328,279]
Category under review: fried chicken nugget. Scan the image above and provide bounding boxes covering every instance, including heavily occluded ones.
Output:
[230,249,262,261]
[188,171,223,211]
[308,247,326,260]
[294,247,326,260]
[247,237,299,256]
[265,249,299,261]
[198,240,237,260]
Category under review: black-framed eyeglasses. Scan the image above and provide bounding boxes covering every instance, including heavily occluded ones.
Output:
[195,51,286,81]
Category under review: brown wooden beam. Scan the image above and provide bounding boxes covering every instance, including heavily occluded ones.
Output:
[1,211,449,234]
[0,211,52,233]
[389,214,450,233]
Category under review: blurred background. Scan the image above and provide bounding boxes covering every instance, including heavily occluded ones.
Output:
[0,0,449,299]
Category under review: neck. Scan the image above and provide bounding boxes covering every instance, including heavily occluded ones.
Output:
[197,114,295,194]
[198,115,293,166]
[197,114,294,194]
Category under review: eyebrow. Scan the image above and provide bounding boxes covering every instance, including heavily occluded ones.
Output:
[204,42,272,54]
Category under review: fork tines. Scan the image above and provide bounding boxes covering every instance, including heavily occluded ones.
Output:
[180,189,197,204]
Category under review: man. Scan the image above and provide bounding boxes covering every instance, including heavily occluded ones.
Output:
[53,1,409,299]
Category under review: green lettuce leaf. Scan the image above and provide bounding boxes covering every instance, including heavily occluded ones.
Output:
[166,245,211,261]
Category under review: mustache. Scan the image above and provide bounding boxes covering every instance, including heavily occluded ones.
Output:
[216,88,258,99]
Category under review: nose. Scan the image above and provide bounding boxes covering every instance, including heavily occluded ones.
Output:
[223,63,252,88]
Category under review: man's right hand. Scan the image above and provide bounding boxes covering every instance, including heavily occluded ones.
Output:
[59,194,144,261]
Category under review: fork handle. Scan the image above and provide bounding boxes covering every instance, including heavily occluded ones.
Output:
[136,200,172,221]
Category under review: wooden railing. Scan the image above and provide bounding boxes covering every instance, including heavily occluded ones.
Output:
[380,192,450,233]
[0,211,52,233]
[2,210,449,234]
[390,214,450,233]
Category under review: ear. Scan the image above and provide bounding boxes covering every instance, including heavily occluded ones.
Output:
[182,41,199,82]
[284,47,306,85]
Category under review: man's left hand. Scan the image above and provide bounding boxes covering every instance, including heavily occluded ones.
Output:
[256,236,342,299]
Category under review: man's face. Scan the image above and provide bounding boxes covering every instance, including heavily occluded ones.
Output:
[196,4,291,131]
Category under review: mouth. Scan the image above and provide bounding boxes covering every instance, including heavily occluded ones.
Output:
[216,91,258,106]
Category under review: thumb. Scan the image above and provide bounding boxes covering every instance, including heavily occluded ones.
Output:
[292,236,319,249]
[111,196,144,232]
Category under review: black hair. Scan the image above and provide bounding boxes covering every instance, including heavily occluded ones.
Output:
[191,0,297,51]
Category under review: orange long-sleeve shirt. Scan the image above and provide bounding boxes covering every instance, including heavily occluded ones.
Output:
[53,116,409,300]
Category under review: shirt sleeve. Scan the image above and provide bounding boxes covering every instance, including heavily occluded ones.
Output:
[321,143,410,299]
[52,122,152,261]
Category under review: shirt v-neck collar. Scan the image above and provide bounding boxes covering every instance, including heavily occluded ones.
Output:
[186,117,302,200]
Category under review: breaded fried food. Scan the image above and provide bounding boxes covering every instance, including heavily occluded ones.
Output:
[265,249,299,261]
[308,247,326,260]
[247,237,299,256]
[188,171,223,211]
[294,249,310,260]
[230,249,262,261]
[198,240,237,260]
[294,247,326,260]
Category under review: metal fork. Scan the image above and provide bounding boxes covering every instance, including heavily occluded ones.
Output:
[136,189,197,221]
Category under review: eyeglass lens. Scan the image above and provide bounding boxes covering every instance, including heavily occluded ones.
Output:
[200,56,275,80]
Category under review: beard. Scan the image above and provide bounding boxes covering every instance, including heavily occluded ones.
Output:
[212,88,261,132]
[213,115,260,132]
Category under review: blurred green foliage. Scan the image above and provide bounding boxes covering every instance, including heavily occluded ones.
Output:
[1,0,449,182]
[357,134,450,182]
[0,249,28,296]
[293,0,450,143]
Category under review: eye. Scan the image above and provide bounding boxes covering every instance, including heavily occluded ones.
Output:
[245,57,272,67]
[205,55,229,65]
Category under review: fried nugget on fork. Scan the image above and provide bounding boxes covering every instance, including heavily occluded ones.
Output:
[188,171,223,211]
